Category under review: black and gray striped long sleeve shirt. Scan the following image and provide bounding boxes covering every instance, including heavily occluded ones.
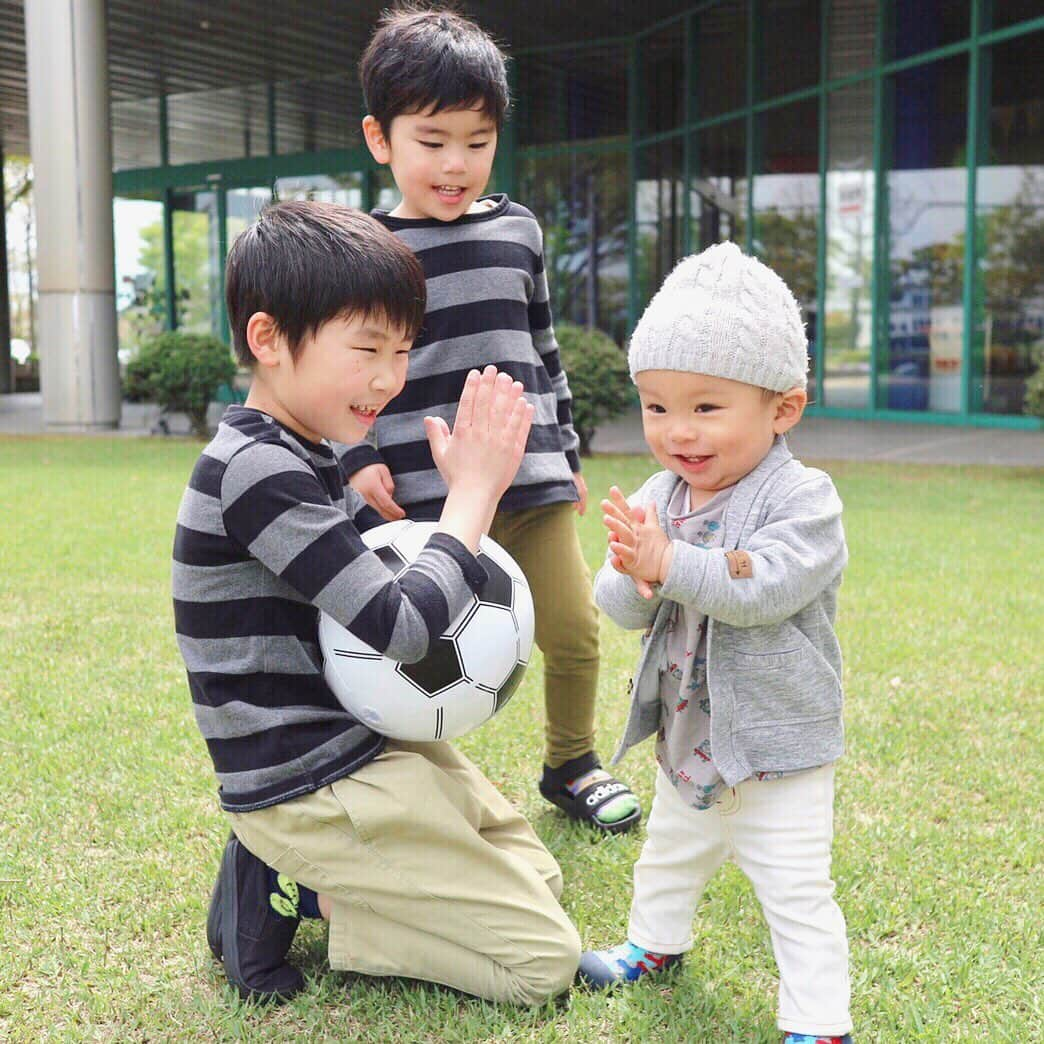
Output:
[173,406,487,812]
[337,195,581,520]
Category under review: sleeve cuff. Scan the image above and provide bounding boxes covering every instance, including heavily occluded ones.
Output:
[426,532,489,592]
[566,450,582,473]
[337,442,383,479]
[657,540,708,605]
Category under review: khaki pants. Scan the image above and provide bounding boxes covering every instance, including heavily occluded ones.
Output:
[228,740,580,1006]
[490,500,600,768]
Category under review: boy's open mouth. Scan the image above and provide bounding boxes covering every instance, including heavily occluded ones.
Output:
[435,185,465,201]
[350,404,382,425]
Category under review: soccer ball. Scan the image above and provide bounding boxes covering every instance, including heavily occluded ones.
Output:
[319,520,535,742]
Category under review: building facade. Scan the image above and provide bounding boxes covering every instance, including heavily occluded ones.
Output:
[3,1,1042,428]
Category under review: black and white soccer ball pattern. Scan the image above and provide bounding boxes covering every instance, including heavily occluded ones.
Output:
[319,520,535,741]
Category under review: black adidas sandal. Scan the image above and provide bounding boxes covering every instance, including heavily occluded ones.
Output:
[539,752,642,835]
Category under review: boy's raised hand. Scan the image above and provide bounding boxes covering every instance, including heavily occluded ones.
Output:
[425,366,534,502]
[601,486,673,600]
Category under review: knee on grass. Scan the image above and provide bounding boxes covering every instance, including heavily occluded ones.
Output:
[506,922,581,1006]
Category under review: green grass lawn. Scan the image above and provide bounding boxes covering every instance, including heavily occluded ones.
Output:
[1,437,1041,1042]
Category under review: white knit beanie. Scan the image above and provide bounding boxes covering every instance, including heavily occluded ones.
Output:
[628,241,808,391]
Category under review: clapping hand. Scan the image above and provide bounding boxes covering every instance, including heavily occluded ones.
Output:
[601,485,673,599]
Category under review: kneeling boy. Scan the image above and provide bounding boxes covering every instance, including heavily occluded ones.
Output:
[173,201,580,1004]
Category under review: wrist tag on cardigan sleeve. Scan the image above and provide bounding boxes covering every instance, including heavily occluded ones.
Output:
[725,550,754,579]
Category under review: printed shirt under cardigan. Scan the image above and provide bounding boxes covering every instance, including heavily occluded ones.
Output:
[172,405,487,812]
[336,194,581,519]
[656,482,788,809]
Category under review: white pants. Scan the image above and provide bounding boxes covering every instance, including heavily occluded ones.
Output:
[629,765,852,1036]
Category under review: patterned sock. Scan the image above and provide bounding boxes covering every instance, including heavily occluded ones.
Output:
[592,940,682,982]
[264,865,321,919]
[783,1034,853,1044]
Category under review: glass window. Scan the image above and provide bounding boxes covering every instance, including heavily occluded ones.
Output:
[373,167,400,213]
[168,85,270,166]
[884,56,969,413]
[974,31,1044,416]
[273,75,361,154]
[887,1,968,63]
[515,46,629,147]
[640,25,685,135]
[169,191,222,336]
[517,149,630,345]
[274,173,363,208]
[690,119,747,253]
[824,82,874,409]
[983,3,1041,33]
[226,187,273,251]
[636,141,684,312]
[112,98,161,171]
[695,1,747,119]
[113,198,165,356]
[828,0,877,79]
[754,99,820,388]
[761,0,820,100]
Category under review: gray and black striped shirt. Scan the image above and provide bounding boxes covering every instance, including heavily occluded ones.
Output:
[337,195,581,519]
[173,406,487,812]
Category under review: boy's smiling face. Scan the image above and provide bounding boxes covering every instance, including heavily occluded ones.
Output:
[636,370,806,508]
[244,311,413,445]
[363,105,497,221]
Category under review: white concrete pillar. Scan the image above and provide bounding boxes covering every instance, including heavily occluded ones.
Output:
[25,0,120,430]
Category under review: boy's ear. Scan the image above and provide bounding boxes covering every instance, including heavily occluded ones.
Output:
[362,115,391,164]
[245,312,284,368]
[773,386,808,435]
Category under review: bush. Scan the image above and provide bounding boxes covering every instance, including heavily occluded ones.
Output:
[1023,347,1044,419]
[557,322,633,456]
[124,332,236,437]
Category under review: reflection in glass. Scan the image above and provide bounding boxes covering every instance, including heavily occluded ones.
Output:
[274,173,362,208]
[754,100,819,388]
[825,83,874,408]
[640,26,684,135]
[761,0,820,100]
[226,187,274,252]
[114,198,165,357]
[690,120,747,253]
[828,0,877,79]
[974,32,1044,416]
[636,141,684,313]
[885,57,968,413]
[369,167,400,213]
[695,0,747,119]
[515,47,629,147]
[518,150,630,345]
[170,191,221,336]
[887,1,968,63]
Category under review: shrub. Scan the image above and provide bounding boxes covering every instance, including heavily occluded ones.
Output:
[556,322,633,456]
[1023,347,1044,419]
[124,332,236,437]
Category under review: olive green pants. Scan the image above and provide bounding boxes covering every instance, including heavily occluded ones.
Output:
[489,500,601,769]
[229,741,580,1005]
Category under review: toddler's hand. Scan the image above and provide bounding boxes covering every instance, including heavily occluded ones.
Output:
[601,486,672,599]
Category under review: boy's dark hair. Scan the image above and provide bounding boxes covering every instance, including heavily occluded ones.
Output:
[225,201,426,366]
[359,5,510,133]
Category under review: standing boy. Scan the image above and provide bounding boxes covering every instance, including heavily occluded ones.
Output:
[174,201,580,1004]
[580,242,854,1043]
[341,8,640,833]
